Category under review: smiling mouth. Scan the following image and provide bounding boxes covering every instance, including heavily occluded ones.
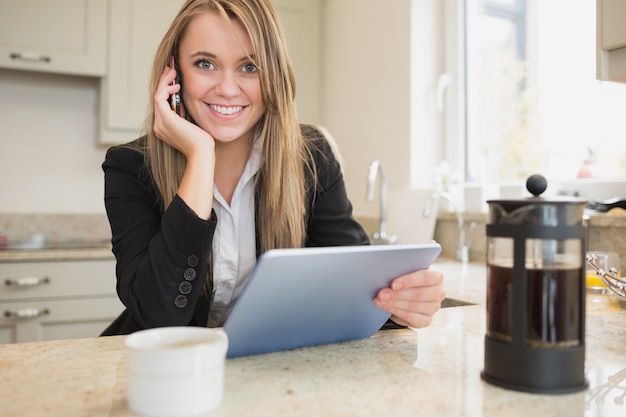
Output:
[209,104,244,115]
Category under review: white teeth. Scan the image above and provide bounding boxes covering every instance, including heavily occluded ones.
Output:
[210,104,243,115]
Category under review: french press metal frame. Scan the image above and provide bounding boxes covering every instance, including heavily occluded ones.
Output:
[481,217,588,394]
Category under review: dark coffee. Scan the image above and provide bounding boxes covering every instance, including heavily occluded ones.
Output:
[527,267,582,347]
[487,264,583,347]
[487,264,513,342]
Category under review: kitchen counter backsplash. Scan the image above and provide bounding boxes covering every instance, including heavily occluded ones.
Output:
[434,211,626,272]
[0,213,111,250]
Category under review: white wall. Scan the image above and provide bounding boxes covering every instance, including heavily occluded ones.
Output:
[0,69,109,214]
[323,0,413,219]
[323,0,442,220]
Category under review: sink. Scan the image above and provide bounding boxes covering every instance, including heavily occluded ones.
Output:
[441,297,476,308]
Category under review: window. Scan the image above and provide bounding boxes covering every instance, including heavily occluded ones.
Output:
[453,0,626,184]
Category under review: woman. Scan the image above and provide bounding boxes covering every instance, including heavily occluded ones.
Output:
[101,0,445,335]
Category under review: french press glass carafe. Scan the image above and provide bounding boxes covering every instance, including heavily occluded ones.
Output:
[481,175,588,393]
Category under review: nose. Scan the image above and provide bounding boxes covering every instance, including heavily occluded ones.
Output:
[215,70,240,97]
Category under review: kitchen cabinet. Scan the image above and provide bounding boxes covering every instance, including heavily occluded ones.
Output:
[596,0,626,83]
[99,0,185,145]
[273,0,323,125]
[0,259,123,343]
[0,0,107,76]
[99,0,322,145]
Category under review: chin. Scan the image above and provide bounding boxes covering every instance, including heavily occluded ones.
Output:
[207,126,254,144]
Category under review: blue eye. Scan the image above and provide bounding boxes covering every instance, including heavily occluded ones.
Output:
[197,59,215,70]
[242,63,257,73]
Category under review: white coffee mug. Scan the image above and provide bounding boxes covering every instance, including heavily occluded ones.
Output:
[125,326,228,417]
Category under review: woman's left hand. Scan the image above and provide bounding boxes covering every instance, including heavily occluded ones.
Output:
[374,266,445,329]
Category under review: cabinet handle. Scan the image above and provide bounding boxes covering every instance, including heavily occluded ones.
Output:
[9,52,51,63]
[5,276,50,287]
[4,308,50,320]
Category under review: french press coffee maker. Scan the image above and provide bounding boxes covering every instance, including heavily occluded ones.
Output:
[481,175,588,393]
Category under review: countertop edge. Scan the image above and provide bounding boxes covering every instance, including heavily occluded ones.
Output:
[0,247,114,262]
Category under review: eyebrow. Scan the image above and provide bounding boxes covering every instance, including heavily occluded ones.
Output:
[189,51,256,63]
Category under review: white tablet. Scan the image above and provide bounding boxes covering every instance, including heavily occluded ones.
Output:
[224,243,441,358]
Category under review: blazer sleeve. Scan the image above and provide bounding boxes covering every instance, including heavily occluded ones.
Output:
[303,129,370,247]
[102,143,216,330]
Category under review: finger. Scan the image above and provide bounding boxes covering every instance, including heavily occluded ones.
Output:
[384,298,442,316]
[153,68,184,137]
[374,282,446,306]
[385,296,443,329]
[155,68,179,107]
[390,267,443,291]
[389,315,409,327]
[392,310,435,329]
[374,284,445,327]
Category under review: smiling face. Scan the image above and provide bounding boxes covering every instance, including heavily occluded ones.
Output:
[178,11,264,145]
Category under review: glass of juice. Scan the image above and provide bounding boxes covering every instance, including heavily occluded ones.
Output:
[586,251,621,293]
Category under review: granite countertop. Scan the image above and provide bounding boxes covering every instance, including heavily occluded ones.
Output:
[1,261,625,417]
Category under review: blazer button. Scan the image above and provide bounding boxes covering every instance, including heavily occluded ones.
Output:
[179,281,192,295]
[187,254,199,267]
[174,295,188,308]
[183,267,197,281]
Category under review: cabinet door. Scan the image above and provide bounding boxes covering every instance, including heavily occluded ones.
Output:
[98,0,323,145]
[0,0,107,76]
[0,297,124,344]
[597,0,626,83]
[599,0,626,50]
[0,259,122,343]
[99,0,185,145]
[1,259,117,300]
[274,0,323,124]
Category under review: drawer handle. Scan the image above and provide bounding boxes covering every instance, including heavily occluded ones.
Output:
[5,277,50,287]
[4,308,50,320]
[10,52,51,63]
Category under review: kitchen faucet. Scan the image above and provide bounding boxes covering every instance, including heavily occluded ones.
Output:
[366,160,397,245]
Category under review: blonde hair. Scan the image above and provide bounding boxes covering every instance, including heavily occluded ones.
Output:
[143,0,312,252]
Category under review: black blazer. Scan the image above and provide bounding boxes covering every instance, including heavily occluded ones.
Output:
[101,125,369,336]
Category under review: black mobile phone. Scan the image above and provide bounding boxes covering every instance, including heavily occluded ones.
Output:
[169,56,183,116]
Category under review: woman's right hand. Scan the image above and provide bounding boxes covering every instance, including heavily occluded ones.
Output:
[153,65,216,220]
[153,66,214,158]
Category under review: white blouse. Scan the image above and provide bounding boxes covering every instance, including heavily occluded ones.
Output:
[207,140,260,327]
